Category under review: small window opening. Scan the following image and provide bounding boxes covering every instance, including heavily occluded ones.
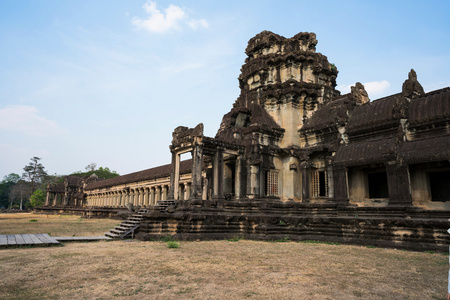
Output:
[266,170,279,197]
[312,170,328,198]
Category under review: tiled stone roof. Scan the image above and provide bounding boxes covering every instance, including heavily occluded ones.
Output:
[85,160,192,190]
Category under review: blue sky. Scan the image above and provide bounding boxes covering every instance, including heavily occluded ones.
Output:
[1,0,449,179]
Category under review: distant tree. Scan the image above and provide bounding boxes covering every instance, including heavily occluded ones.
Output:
[22,157,48,194]
[0,173,21,209]
[10,180,31,210]
[3,173,20,184]
[30,189,46,208]
[71,166,119,180]
[85,162,97,172]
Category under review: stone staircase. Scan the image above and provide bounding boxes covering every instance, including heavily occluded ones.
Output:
[105,208,148,239]
[156,200,177,212]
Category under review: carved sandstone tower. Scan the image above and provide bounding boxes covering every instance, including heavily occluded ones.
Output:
[235,31,340,148]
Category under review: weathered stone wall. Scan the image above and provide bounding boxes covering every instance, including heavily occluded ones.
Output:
[137,199,450,251]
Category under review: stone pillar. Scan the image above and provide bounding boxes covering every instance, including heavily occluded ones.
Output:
[144,188,149,206]
[247,164,260,199]
[53,193,57,206]
[150,187,155,205]
[184,183,190,200]
[45,191,50,206]
[156,186,161,202]
[332,166,349,205]
[301,162,310,202]
[235,155,245,199]
[190,146,203,199]
[386,162,412,206]
[162,185,168,201]
[212,149,224,199]
[121,190,127,206]
[202,178,208,200]
[169,152,180,200]
[137,188,142,206]
[133,189,138,206]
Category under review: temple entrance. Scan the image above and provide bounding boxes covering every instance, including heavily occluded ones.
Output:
[368,171,389,199]
[429,171,450,202]
[224,161,236,197]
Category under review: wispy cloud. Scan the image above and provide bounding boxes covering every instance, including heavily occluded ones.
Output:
[337,80,391,99]
[0,105,67,137]
[132,1,208,33]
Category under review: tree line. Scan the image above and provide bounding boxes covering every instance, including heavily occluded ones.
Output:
[0,157,119,210]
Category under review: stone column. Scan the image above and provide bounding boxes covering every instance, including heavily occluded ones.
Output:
[301,162,310,202]
[156,186,161,203]
[132,189,137,206]
[45,191,50,206]
[386,162,412,206]
[247,164,260,199]
[212,149,224,199]
[190,146,203,199]
[122,190,128,206]
[150,187,155,205]
[162,185,168,200]
[184,183,190,200]
[144,188,149,207]
[332,166,349,205]
[53,193,57,206]
[114,192,119,207]
[235,155,245,199]
[169,152,180,200]
[136,188,142,206]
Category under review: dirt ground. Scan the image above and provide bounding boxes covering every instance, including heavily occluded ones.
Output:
[0,213,448,299]
[0,212,119,236]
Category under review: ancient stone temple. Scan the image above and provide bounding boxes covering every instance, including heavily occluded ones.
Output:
[43,31,450,250]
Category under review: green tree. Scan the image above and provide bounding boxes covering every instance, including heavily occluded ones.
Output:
[30,189,46,208]
[22,157,48,193]
[0,173,20,209]
[71,165,119,179]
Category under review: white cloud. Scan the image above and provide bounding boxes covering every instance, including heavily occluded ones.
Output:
[363,80,390,97]
[337,80,391,99]
[0,105,66,137]
[132,1,208,33]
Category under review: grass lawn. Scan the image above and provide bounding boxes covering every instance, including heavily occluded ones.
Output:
[0,212,448,299]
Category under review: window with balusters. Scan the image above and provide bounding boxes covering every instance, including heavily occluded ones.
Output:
[312,170,328,198]
[266,170,279,197]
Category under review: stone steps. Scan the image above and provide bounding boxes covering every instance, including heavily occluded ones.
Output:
[105,209,147,239]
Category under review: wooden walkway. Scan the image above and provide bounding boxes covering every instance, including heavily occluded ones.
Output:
[0,234,111,248]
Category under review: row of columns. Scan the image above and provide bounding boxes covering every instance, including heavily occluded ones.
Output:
[45,192,65,206]
[169,145,245,200]
[85,182,192,207]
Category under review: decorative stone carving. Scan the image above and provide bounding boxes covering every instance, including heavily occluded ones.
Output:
[171,123,204,149]
[401,69,425,99]
[350,82,369,105]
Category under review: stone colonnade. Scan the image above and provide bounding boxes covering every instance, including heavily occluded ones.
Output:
[84,182,192,207]
[45,191,65,206]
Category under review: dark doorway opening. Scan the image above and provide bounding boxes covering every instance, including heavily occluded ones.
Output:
[429,171,450,202]
[368,172,389,198]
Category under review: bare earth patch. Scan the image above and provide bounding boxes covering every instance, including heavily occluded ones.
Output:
[0,213,119,236]
[0,213,447,299]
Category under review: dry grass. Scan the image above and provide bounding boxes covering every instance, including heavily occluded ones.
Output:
[0,213,119,236]
[0,213,448,299]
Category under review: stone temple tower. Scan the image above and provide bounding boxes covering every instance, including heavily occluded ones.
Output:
[215,31,341,200]
[232,30,340,148]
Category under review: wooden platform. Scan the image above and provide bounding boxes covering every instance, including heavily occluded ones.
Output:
[0,234,111,248]
[0,234,60,247]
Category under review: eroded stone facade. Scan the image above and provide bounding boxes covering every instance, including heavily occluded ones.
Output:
[43,31,450,249]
